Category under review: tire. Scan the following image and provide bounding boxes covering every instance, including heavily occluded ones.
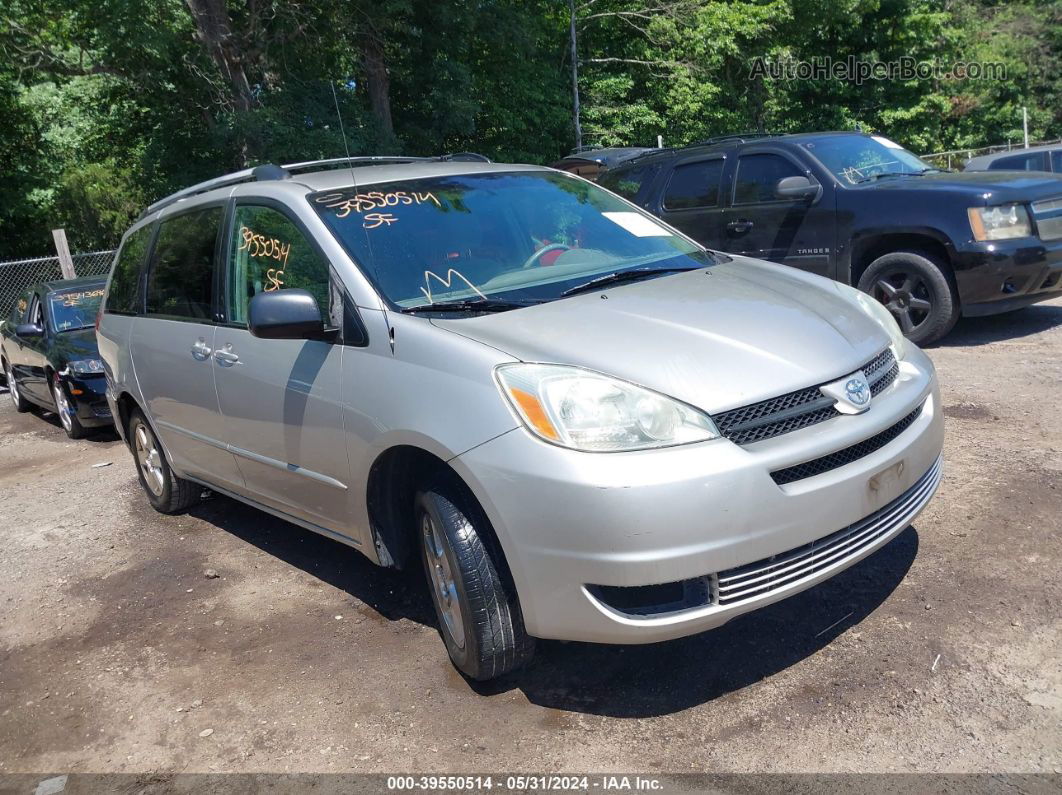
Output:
[4,359,31,413]
[857,250,959,346]
[415,477,534,680]
[127,409,201,514]
[52,374,87,439]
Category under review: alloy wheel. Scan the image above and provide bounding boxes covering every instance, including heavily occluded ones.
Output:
[52,380,73,432]
[6,364,18,407]
[422,512,466,649]
[133,422,165,496]
[870,270,935,336]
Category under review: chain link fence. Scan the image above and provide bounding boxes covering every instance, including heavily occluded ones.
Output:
[0,249,116,317]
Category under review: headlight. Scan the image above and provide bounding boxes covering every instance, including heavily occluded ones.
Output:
[853,289,907,358]
[968,204,1032,241]
[68,358,104,375]
[495,364,719,452]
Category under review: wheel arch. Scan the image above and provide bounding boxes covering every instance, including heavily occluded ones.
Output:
[849,230,956,288]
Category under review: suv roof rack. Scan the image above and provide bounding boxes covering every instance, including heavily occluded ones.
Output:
[685,132,777,148]
[140,152,492,219]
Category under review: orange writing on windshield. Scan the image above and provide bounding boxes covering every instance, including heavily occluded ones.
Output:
[314,190,441,228]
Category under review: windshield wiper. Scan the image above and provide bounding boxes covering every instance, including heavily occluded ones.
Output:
[858,168,939,183]
[561,266,699,297]
[400,297,540,314]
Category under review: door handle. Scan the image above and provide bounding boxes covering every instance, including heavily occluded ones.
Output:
[213,344,240,366]
[190,338,213,360]
[726,219,754,235]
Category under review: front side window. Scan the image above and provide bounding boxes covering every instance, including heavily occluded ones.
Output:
[106,225,153,315]
[227,205,331,325]
[11,291,31,323]
[800,134,938,185]
[733,154,805,204]
[146,207,221,320]
[663,160,725,210]
[49,284,105,332]
[1052,151,1062,173]
[310,171,713,310]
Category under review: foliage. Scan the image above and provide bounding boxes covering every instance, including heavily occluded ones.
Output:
[0,0,1059,258]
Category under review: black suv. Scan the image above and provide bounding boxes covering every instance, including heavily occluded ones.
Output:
[598,132,1062,344]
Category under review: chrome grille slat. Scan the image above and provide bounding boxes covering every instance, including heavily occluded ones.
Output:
[716,457,941,606]
[715,348,897,445]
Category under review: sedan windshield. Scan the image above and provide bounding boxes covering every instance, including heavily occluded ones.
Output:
[310,171,713,310]
[800,135,939,185]
[49,286,104,331]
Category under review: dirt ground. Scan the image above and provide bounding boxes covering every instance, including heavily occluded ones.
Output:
[0,299,1059,777]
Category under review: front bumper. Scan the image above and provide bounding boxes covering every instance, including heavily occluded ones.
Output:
[451,347,944,644]
[954,236,1062,316]
[61,374,113,428]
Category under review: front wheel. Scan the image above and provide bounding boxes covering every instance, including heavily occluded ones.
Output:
[857,251,959,346]
[415,477,534,680]
[4,359,31,413]
[128,409,201,514]
[52,375,87,439]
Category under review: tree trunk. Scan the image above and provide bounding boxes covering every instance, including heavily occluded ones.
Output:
[184,0,257,113]
[361,33,395,140]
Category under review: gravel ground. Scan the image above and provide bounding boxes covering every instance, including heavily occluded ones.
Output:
[0,299,1059,776]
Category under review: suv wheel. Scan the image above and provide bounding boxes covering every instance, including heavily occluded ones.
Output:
[128,409,201,514]
[415,477,534,681]
[52,374,87,439]
[4,359,30,413]
[857,251,959,346]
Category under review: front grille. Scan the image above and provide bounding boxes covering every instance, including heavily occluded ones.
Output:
[715,348,898,445]
[717,456,942,606]
[770,403,924,486]
[1032,197,1062,241]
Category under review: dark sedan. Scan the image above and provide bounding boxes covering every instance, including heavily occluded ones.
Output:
[1,275,112,438]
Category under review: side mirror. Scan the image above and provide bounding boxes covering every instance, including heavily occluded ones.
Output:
[248,289,325,340]
[775,175,819,201]
[15,323,44,338]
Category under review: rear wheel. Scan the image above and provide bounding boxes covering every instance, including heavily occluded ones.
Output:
[128,409,201,514]
[4,359,31,413]
[857,251,959,345]
[52,375,87,439]
[415,477,534,680]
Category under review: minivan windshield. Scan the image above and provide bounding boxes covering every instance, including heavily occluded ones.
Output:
[48,285,105,332]
[800,135,939,185]
[310,171,713,310]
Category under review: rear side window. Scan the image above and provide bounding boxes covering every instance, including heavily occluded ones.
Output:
[146,207,222,321]
[226,205,331,325]
[734,154,804,204]
[663,160,725,210]
[106,225,153,315]
[990,152,1048,171]
[598,163,660,202]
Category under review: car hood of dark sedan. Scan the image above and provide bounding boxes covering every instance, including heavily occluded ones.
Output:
[51,328,101,364]
[433,257,892,414]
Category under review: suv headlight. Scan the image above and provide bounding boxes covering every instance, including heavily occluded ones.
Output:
[495,363,719,452]
[968,204,1032,241]
[68,358,105,375]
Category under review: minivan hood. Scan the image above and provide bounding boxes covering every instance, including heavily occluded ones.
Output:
[860,169,1062,204]
[433,258,891,414]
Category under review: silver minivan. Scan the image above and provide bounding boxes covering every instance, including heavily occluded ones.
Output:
[98,156,944,680]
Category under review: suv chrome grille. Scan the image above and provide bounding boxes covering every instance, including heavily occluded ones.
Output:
[1032,197,1062,241]
[715,348,898,445]
[717,456,942,606]
[770,402,924,486]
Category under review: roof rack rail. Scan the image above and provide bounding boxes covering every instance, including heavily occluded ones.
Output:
[140,152,492,218]
[686,132,776,148]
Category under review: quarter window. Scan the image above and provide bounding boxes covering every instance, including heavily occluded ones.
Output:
[1051,151,1062,173]
[990,152,1048,171]
[106,224,153,315]
[663,160,725,210]
[146,207,221,320]
[733,154,805,204]
[227,205,331,326]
